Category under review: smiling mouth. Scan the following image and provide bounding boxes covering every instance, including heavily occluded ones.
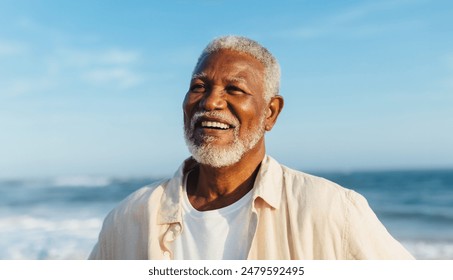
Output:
[200,121,231,130]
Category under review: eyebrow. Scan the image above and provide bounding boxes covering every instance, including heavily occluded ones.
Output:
[191,72,247,84]
[224,76,246,84]
[191,72,207,80]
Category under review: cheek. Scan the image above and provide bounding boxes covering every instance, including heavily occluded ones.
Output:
[182,92,191,110]
[182,95,193,126]
[183,92,202,112]
[183,94,196,116]
[236,101,266,128]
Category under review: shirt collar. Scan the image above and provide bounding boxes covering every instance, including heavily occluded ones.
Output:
[157,157,198,224]
[157,155,283,224]
[252,155,283,210]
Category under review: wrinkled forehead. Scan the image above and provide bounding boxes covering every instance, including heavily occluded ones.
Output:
[192,49,265,80]
[192,71,246,83]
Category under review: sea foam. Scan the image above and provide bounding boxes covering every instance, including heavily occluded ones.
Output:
[403,240,453,260]
[0,215,103,260]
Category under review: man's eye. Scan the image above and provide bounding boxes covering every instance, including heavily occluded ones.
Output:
[190,84,206,93]
[226,85,244,94]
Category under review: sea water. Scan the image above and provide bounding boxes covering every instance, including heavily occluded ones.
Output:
[321,169,453,259]
[1,169,452,259]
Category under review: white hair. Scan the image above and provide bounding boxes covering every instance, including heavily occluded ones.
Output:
[193,35,281,101]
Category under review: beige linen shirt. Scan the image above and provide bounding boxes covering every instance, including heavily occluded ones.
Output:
[89,155,414,260]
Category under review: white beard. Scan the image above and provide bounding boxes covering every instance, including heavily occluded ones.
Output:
[184,111,265,168]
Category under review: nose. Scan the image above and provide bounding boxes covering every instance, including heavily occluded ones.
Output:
[200,86,227,111]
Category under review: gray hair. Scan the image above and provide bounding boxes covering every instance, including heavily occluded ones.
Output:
[193,35,280,101]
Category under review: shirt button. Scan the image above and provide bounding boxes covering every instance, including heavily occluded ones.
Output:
[163,251,170,258]
[174,224,181,231]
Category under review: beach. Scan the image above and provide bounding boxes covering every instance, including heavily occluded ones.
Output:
[1,169,452,260]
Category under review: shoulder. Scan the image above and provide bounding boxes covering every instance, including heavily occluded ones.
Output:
[89,178,171,259]
[106,178,170,222]
[279,162,354,202]
[276,161,373,224]
[270,158,414,259]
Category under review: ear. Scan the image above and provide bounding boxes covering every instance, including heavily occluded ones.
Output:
[264,95,284,131]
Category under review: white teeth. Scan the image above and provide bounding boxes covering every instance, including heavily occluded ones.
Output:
[201,121,230,129]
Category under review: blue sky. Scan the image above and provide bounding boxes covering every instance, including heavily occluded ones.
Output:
[1,0,452,179]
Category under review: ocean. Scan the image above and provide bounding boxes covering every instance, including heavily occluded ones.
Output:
[1,169,452,260]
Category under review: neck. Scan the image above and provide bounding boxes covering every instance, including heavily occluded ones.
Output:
[187,141,265,211]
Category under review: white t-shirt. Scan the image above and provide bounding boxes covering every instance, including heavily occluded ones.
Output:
[172,175,254,260]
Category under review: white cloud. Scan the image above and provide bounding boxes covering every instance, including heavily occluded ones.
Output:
[83,67,143,89]
[52,48,145,89]
[100,49,140,65]
[282,0,426,39]
[1,76,57,97]
[0,17,146,96]
[0,53,58,97]
[0,46,146,96]
[56,48,141,67]
[0,40,28,56]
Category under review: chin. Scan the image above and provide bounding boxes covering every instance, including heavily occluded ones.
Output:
[186,141,245,168]
[184,121,266,168]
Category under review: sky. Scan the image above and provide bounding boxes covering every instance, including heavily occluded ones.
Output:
[1,0,452,179]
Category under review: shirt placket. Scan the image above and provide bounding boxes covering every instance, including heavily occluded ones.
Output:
[161,223,182,260]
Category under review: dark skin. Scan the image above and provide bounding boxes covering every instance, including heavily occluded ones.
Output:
[183,49,284,211]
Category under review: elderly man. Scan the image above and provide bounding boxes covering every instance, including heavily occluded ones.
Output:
[89,36,414,260]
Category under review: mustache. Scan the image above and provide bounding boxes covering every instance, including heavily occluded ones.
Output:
[189,111,240,130]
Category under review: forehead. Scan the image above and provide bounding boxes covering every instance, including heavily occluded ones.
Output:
[193,49,265,81]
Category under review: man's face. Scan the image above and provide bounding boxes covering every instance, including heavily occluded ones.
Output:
[183,49,268,167]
